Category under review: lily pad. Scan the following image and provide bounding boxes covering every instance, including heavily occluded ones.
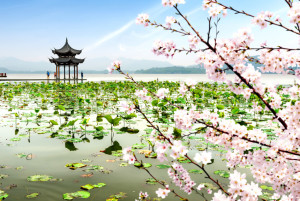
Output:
[63,191,90,200]
[188,169,203,174]
[27,175,62,182]
[0,174,8,179]
[260,185,273,191]
[80,183,106,190]
[146,178,157,185]
[119,163,128,167]
[10,137,21,141]
[16,153,27,158]
[109,192,127,199]
[214,170,230,178]
[26,193,39,199]
[0,190,8,200]
[65,163,87,170]
[16,166,24,170]
[131,143,146,149]
[156,164,171,169]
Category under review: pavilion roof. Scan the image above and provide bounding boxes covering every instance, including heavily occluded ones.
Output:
[52,38,82,56]
[49,57,85,64]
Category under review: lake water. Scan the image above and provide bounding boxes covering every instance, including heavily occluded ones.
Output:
[1,74,298,85]
[0,74,293,200]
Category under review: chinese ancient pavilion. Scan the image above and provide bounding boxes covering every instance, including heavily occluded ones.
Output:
[49,38,85,80]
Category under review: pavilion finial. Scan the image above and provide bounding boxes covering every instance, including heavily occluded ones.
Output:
[66,38,68,43]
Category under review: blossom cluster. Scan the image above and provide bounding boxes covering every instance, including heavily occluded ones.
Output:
[252,11,274,29]
[188,35,200,49]
[174,106,201,130]
[228,170,262,200]
[156,187,170,199]
[152,40,176,58]
[194,151,212,165]
[202,0,227,17]
[168,163,196,194]
[165,16,176,29]
[118,101,135,114]
[107,60,121,74]
[179,82,188,96]
[122,147,135,164]
[135,88,152,101]
[136,13,150,27]
[288,2,300,24]
[162,0,185,7]
[259,49,299,74]
[156,88,169,99]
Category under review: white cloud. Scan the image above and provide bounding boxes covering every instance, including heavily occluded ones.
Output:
[84,20,135,52]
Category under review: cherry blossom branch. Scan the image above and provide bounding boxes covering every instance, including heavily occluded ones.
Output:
[195,119,300,157]
[284,0,292,8]
[210,0,300,35]
[132,154,188,200]
[117,64,297,157]
[207,17,213,44]
[150,21,190,36]
[134,104,230,196]
[236,46,300,52]
[173,5,289,130]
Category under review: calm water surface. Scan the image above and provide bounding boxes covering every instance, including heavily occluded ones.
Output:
[2,74,298,85]
[0,74,286,200]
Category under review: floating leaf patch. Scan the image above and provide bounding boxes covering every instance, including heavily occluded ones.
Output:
[10,137,21,141]
[81,183,106,190]
[27,175,62,182]
[188,169,203,174]
[65,163,87,170]
[156,164,171,169]
[146,178,157,185]
[26,193,39,199]
[0,174,8,179]
[63,191,90,200]
[260,185,273,191]
[214,170,230,178]
[0,190,9,200]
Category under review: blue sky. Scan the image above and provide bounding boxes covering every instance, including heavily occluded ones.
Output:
[0,0,297,66]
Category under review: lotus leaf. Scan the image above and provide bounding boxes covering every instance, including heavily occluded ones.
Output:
[63,191,90,200]
[26,193,39,199]
[0,190,8,200]
[10,137,21,141]
[65,163,87,170]
[0,174,8,179]
[188,169,204,174]
[156,164,171,169]
[27,175,62,182]
[214,170,230,178]
[146,178,157,185]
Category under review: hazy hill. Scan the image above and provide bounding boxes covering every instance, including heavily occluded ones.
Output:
[135,66,205,74]
[0,57,173,73]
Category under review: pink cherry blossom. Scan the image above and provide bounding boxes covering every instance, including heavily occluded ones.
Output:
[156,187,170,199]
[136,13,150,27]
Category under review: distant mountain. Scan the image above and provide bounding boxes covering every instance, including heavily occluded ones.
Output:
[0,57,173,73]
[0,56,281,75]
[81,57,173,71]
[0,57,52,72]
[135,66,205,74]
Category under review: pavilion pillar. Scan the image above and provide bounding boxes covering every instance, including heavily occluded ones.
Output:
[64,65,65,80]
[74,66,75,80]
[69,64,70,79]
[76,65,78,80]
[56,65,58,80]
